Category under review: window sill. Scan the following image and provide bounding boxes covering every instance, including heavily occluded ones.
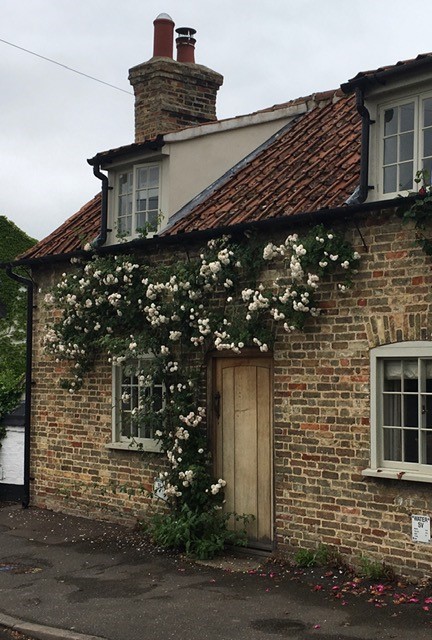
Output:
[105,441,162,454]
[363,468,432,484]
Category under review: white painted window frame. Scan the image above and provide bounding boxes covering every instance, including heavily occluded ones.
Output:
[108,357,162,453]
[374,90,432,199]
[364,341,432,483]
[114,162,161,240]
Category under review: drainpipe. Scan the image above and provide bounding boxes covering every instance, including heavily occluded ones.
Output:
[5,266,34,508]
[88,161,109,248]
[355,86,374,204]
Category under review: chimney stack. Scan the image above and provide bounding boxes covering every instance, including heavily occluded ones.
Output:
[129,14,223,142]
[176,27,196,63]
[153,13,174,58]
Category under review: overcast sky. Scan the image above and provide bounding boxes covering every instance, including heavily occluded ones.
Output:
[3,0,432,241]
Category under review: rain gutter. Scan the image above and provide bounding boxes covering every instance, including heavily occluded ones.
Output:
[354,87,374,204]
[7,195,414,269]
[87,161,110,249]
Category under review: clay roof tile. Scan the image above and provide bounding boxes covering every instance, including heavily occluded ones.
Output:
[23,90,361,260]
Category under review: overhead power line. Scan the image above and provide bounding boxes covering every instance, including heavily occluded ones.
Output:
[0,37,133,96]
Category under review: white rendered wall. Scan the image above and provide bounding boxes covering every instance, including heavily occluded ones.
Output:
[0,427,24,485]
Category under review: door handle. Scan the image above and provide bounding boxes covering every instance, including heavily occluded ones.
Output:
[214,391,221,418]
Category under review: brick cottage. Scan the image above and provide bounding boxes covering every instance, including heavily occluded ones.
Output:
[8,15,432,576]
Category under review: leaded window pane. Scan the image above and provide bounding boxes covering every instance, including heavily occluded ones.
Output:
[119,172,132,194]
[423,98,432,128]
[426,364,432,392]
[384,360,401,391]
[400,102,415,132]
[404,430,418,463]
[423,157,432,180]
[117,215,132,235]
[384,395,401,426]
[383,428,401,461]
[424,128,432,158]
[404,395,419,427]
[403,360,418,390]
[147,210,158,231]
[136,212,145,229]
[137,167,149,189]
[136,194,147,212]
[384,108,397,136]
[119,194,132,216]
[383,165,397,193]
[399,132,414,162]
[149,166,159,188]
[423,431,432,464]
[423,396,432,428]
[384,137,397,165]
[399,162,413,190]
[148,190,159,211]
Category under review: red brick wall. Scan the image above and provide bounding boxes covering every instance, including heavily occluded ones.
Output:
[272,209,432,577]
[31,267,165,524]
[30,209,432,576]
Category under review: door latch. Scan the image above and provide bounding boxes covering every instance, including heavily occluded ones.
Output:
[214,391,221,418]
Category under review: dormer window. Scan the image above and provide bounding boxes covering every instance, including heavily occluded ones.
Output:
[379,93,432,196]
[117,163,160,237]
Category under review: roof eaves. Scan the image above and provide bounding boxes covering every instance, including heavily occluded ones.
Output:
[88,135,165,166]
[341,53,432,94]
[5,196,411,269]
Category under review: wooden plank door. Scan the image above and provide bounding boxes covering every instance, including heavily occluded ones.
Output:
[213,357,273,548]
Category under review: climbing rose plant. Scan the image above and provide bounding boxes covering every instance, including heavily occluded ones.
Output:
[397,169,432,255]
[43,226,360,557]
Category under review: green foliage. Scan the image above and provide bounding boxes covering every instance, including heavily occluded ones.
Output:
[0,216,36,324]
[294,544,330,568]
[0,216,36,434]
[397,169,432,255]
[43,227,360,558]
[149,504,250,559]
[0,373,23,424]
[358,555,395,581]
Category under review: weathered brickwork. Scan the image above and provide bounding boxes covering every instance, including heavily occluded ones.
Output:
[272,210,432,578]
[31,263,168,525]
[129,58,223,142]
[30,210,432,576]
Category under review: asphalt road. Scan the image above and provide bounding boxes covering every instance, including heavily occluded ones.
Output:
[1,504,432,640]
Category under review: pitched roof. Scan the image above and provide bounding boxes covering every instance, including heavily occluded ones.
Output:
[20,90,361,261]
[22,194,101,261]
[165,92,360,234]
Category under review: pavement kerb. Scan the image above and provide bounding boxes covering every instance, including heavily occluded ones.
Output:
[0,612,106,640]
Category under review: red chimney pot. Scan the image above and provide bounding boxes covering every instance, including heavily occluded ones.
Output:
[176,27,196,63]
[153,13,174,59]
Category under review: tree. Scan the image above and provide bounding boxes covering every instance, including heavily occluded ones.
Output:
[0,216,36,426]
